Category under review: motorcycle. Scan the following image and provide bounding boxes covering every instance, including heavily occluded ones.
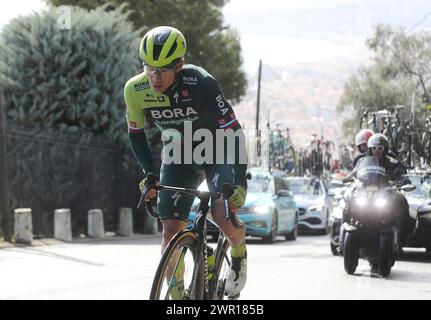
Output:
[342,156,415,277]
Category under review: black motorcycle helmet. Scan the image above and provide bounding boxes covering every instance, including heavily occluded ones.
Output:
[367,133,389,155]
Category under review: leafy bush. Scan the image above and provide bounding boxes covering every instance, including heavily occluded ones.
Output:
[0,4,140,143]
[0,5,143,237]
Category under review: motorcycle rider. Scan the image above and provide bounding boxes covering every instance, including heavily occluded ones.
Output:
[352,129,401,168]
[340,129,375,247]
[350,134,411,257]
[352,129,374,167]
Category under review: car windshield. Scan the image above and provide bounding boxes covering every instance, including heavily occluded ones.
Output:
[289,179,322,195]
[248,174,271,193]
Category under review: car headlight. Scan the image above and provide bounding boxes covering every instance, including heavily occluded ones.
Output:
[355,196,367,207]
[252,205,271,214]
[309,205,324,211]
[375,197,387,208]
[250,221,267,228]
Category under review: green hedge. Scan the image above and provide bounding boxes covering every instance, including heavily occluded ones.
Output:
[0,4,140,143]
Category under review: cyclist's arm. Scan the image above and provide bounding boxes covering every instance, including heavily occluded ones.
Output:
[205,77,248,187]
[124,83,155,174]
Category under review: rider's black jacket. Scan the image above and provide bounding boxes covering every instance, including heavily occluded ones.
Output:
[352,154,407,183]
[353,150,398,167]
[352,153,366,168]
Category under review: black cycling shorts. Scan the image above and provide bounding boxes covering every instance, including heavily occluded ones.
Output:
[157,163,235,221]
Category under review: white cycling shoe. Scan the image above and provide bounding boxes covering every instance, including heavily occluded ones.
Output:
[224,253,247,298]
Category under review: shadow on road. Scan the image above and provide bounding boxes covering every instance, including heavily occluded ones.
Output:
[398,250,431,263]
[388,269,431,284]
[4,247,105,267]
[77,236,162,247]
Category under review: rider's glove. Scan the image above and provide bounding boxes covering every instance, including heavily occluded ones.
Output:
[139,178,148,193]
[139,173,159,200]
[229,185,247,209]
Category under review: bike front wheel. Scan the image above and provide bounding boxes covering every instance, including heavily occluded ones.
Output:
[210,238,231,300]
[150,230,204,300]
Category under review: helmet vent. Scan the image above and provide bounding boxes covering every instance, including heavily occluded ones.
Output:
[153,44,162,61]
[142,36,148,55]
[167,40,178,59]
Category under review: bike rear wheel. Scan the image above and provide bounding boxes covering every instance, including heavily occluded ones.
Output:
[150,230,204,300]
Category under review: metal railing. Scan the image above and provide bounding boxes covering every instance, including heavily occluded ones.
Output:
[0,130,144,239]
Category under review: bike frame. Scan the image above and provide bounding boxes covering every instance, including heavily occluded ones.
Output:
[141,180,242,300]
[189,194,214,299]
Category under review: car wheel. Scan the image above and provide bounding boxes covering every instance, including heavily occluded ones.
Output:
[285,214,298,241]
[263,212,278,244]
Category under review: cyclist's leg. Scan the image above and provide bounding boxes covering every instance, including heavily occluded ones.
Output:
[205,164,247,297]
[205,164,246,246]
[150,230,205,300]
[158,162,203,250]
[157,163,203,293]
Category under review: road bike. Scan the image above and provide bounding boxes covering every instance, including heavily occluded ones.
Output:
[138,174,245,300]
[268,125,295,171]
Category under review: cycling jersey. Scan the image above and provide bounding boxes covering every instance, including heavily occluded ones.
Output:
[123,64,247,187]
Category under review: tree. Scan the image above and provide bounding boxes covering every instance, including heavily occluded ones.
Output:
[0,4,140,142]
[0,5,142,237]
[46,0,247,103]
[337,24,430,141]
[367,25,431,104]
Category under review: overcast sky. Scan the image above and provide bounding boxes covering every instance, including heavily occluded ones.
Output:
[1,0,431,73]
[223,0,431,72]
[0,0,47,29]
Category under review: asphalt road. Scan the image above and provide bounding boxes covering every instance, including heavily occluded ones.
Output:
[0,233,430,300]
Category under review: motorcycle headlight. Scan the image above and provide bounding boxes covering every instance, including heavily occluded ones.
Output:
[375,197,387,208]
[355,196,367,207]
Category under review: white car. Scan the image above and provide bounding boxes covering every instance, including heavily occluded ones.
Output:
[286,176,334,234]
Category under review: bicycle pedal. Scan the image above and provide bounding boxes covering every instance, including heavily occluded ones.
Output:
[227,293,240,300]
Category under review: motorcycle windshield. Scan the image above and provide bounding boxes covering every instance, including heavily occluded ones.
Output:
[355,156,389,186]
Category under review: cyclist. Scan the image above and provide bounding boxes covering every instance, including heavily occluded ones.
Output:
[124,26,248,299]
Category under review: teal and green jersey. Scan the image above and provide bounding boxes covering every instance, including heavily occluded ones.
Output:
[123,64,247,186]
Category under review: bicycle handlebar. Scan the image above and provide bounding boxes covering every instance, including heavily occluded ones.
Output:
[137,173,250,230]
[221,183,244,229]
